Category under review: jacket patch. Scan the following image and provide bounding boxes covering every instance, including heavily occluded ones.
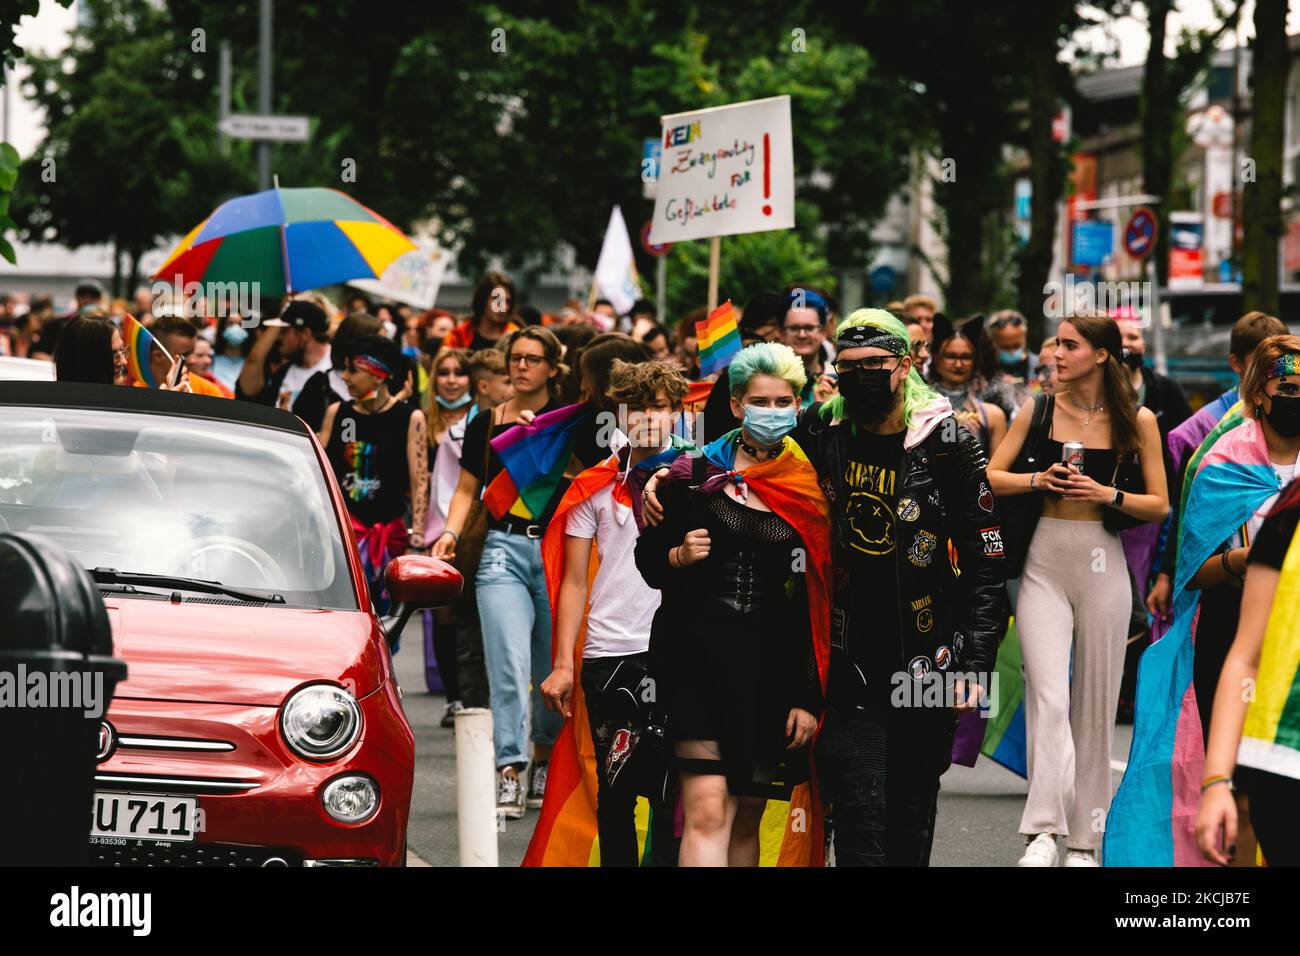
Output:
[977,481,994,513]
[935,645,952,670]
[908,529,938,568]
[897,495,920,522]
[980,526,1005,558]
[916,607,934,633]
[908,655,932,680]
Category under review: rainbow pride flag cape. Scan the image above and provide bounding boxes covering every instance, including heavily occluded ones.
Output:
[1106,416,1279,866]
[695,300,741,377]
[483,403,592,522]
[1239,480,1300,778]
[123,314,170,387]
[523,438,687,867]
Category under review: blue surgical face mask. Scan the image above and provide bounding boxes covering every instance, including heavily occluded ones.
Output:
[402,344,420,361]
[998,348,1027,367]
[742,404,797,446]
[221,325,249,348]
[435,392,472,410]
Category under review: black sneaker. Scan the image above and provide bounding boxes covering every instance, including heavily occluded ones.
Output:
[526,761,548,809]
[440,700,464,728]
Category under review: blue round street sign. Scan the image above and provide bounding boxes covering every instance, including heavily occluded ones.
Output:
[869,265,897,294]
[1124,207,1158,260]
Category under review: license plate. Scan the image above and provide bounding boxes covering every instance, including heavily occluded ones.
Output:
[90,792,198,843]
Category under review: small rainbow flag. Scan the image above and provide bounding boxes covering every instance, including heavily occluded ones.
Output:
[123,314,170,387]
[695,300,741,377]
[483,403,592,521]
[979,619,1027,776]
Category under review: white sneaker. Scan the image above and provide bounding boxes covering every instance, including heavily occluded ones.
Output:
[1063,848,1099,867]
[1017,833,1059,867]
[496,767,525,820]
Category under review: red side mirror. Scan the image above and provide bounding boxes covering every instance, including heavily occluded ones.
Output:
[384,555,463,608]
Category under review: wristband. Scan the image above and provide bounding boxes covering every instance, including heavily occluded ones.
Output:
[440,529,460,544]
[1220,549,1242,580]
[1029,472,1038,491]
[1200,774,1233,794]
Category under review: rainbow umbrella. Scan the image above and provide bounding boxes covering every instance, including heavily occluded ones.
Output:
[153,186,417,296]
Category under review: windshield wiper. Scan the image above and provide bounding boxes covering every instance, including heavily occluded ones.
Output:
[91,568,285,604]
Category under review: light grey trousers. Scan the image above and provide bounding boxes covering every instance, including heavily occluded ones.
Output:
[1016,517,1129,850]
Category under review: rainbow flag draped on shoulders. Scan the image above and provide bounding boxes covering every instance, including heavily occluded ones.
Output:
[483,402,592,522]
[523,434,687,867]
[123,314,169,387]
[695,300,741,377]
[1106,416,1279,866]
[1239,479,1300,778]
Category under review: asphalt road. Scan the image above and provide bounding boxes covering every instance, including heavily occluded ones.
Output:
[392,623,1135,867]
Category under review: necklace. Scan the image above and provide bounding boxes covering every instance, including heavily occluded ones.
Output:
[1067,390,1105,427]
[736,434,780,460]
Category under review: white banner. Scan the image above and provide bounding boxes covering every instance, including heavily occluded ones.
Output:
[348,240,448,310]
[647,95,794,245]
[593,205,642,315]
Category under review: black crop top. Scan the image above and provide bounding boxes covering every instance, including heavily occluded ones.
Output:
[1041,438,1120,483]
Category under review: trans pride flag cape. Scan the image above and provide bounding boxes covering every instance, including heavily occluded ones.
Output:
[523,436,686,867]
[1238,479,1300,779]
[1106,417,1279,866]
[483,402,592,522]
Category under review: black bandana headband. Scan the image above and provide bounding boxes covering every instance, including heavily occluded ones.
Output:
[835,325,908,355]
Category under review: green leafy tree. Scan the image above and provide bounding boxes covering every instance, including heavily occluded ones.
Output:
[1241,0,1287,315]
[12,0,241,292]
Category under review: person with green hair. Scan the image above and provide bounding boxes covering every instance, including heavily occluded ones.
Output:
[795,307,1009,865]
[640,308,1010,865]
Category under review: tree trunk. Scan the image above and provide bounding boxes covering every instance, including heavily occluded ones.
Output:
[1016,0,1071,348]
[111,239,123,299]
[127,246,142,297]
[1242,0,1287,316]
[1142,0,1172,287]
[938,112,1001,316]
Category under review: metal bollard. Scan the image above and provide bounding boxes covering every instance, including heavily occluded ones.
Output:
[454,707,498,867]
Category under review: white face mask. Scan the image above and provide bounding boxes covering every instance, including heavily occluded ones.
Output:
[381,320,397,339]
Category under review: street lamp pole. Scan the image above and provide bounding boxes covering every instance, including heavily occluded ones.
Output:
[257,0,273,191]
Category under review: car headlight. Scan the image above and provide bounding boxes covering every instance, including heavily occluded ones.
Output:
[281,684,362,760]
[322,774,379,823]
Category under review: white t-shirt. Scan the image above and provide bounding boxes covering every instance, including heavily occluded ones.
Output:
[565,477,659,659]
[281,348,333,404]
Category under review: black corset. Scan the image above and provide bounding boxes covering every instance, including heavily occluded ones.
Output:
[701,493,798,614]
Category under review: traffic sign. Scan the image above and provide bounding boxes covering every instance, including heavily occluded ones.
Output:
[1123,206,1158,260]
[640,220,672,258]
[218,114,311,143]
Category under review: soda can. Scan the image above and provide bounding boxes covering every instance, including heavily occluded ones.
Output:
[1061,441,1085,472]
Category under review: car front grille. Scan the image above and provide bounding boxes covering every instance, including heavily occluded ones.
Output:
[89,841,303,867]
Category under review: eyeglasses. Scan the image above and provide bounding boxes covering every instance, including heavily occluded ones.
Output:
[508,353,546,368]
[834,355,902,373]
[784,324,821,337]
[113,346,128,361]
[989,315,1026,329]
[938,353,973,364]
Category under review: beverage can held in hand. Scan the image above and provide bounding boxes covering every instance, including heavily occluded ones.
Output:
[1061,441,1085,471]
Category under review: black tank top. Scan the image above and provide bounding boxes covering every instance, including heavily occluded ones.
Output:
[326,399,415,525]
[1041,438,1119,484]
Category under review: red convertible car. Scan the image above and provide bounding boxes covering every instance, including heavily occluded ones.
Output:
[0,383,461,866]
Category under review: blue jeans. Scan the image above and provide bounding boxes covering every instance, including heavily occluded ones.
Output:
[476,529,563,768]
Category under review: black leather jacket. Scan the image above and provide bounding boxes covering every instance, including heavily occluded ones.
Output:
[794,400,1009,697]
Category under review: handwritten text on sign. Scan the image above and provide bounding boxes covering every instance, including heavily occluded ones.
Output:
[648,95,794,244]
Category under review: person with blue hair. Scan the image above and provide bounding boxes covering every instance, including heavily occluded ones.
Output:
[781,286,839,410]
[635,340,829,866]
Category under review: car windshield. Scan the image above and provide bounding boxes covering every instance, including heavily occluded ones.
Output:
[0,404,358,610]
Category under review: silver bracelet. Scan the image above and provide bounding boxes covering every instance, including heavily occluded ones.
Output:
[440,529,460,543]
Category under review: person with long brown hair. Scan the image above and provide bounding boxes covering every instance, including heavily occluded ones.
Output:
[988,313,1169,866]
[433,325,604,818]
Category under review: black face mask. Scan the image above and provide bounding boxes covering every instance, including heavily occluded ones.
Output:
[1263,394,1300,438]
[1122,348,1144,371]
[838,368,898,422]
